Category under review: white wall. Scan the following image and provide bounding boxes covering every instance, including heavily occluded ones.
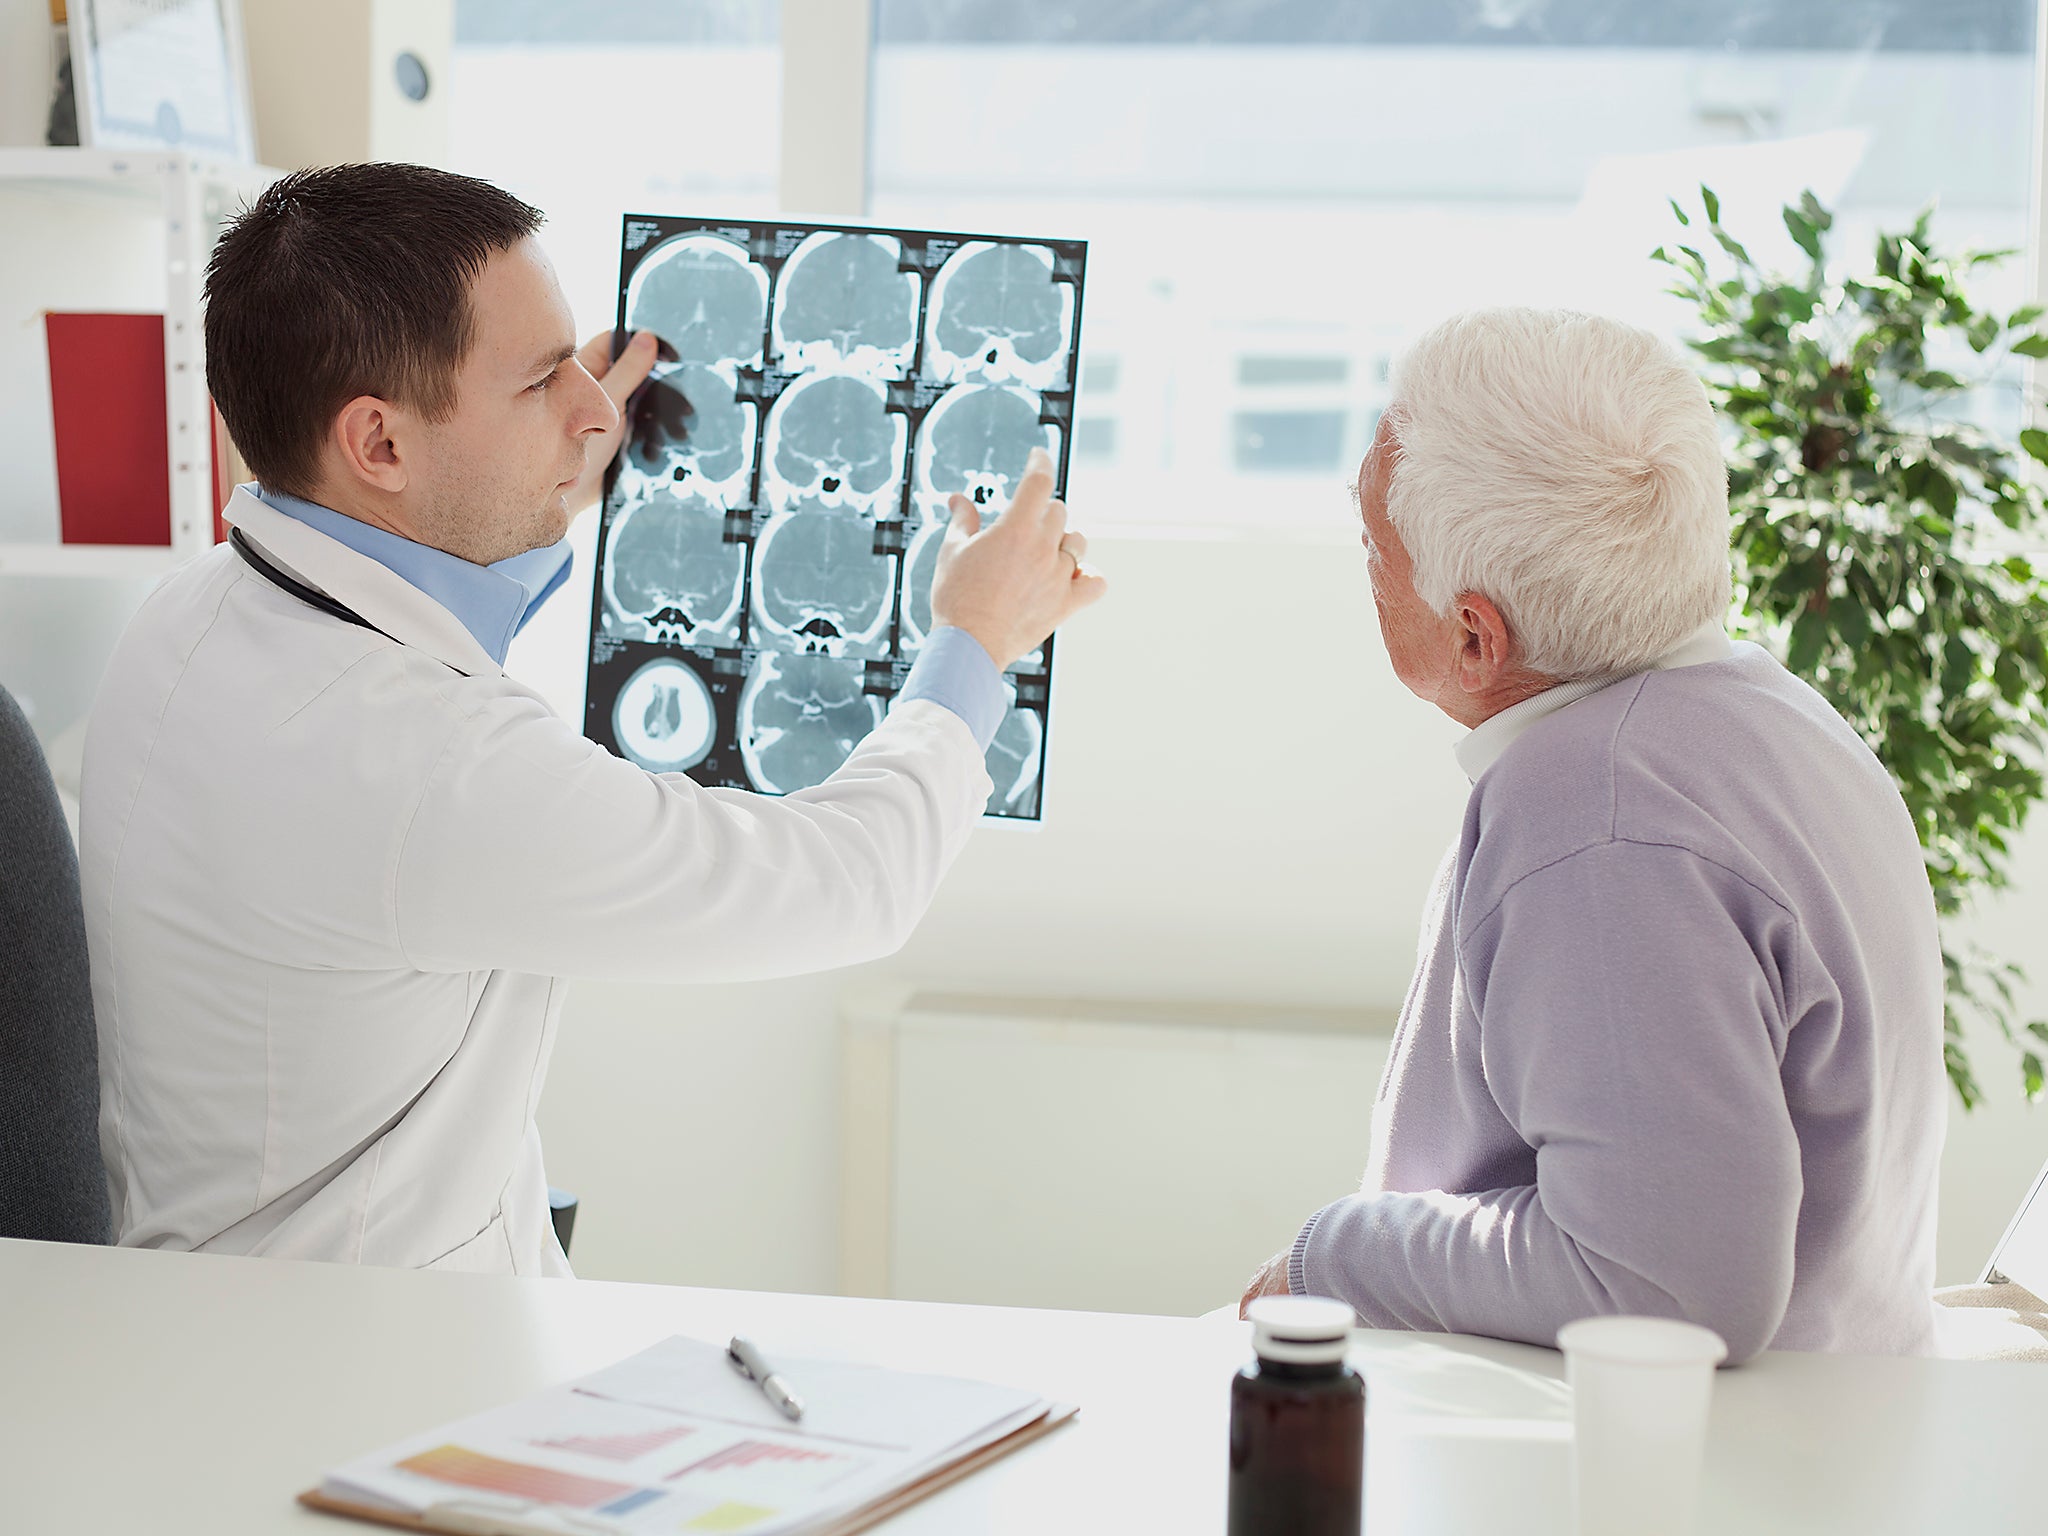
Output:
[515,521,2047,1302]
[523,519,1470,1301]
[240,0,453,168]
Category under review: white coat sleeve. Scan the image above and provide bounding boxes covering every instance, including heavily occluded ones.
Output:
[390,692,992,981]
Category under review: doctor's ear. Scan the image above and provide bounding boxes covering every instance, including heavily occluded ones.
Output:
[331,396,410,495]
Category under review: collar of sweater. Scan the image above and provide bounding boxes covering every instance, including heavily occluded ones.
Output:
[1453,620,1734,783]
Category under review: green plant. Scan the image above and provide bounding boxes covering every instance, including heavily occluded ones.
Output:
[1655,186,2048,1108]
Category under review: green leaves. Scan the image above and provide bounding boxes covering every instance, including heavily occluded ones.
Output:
[1783,203,1824,262]
[1832,591,1872,650]
[1902,458,1960,517]
[1711,225,1755,267]
[1787,605,1832,674]
[1674,185,2048,1109]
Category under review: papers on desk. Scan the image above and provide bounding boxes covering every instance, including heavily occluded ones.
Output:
[303,1335,1075,1536]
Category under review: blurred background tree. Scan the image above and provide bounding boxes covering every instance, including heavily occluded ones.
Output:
[1657,186,2048,1107]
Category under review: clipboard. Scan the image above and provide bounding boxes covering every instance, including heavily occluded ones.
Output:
[299,1402,1077,1536]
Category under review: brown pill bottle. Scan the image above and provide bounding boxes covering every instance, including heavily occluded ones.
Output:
[1229,1296,1365,1536]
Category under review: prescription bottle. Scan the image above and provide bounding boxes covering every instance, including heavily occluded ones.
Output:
[1228,1295,1365,1536]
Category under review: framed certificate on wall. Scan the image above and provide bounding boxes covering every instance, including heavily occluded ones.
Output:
[68,0,254,161]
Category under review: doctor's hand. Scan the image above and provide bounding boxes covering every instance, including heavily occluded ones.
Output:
[931,447,1107,672]
[563,329,660,517]
[1239,1251,1294,1318]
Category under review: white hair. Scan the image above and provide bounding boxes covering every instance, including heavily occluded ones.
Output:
[1383,308,1732,681]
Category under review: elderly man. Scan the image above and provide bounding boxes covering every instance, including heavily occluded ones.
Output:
[1242,308,1943,1361]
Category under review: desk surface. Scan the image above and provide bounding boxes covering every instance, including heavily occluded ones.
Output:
[3,1239,2041,1534]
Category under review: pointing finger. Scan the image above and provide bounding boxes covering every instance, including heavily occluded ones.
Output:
[1007,447,1056,523]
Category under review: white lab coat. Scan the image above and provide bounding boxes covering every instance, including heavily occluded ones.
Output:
[78,489,990,1274]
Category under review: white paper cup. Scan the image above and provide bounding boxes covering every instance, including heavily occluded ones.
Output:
[1558,1315,1728,1536]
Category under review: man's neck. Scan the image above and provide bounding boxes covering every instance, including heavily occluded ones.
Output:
[302,482,422,545]
[1439,668,1559,730]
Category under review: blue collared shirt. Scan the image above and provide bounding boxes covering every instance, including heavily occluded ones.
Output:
[252,484,571,667]
[253,486,1009,751]
[893,624,1008,750]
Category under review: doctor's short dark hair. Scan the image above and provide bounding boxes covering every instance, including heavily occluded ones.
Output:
[203,163,545,500]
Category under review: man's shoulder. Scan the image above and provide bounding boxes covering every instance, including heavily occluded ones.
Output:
[1461,667,1648,860]
[1480,644,1841,800]
[1459,645,1898,909]
[92,547,556,782]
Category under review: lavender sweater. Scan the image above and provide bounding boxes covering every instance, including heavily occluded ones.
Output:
[1291,641,1944,1361]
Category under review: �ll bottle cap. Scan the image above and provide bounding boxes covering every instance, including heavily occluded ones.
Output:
[1247,1295,1356,1365]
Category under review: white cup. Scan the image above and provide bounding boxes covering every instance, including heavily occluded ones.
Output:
[1557,1315,1728,1536]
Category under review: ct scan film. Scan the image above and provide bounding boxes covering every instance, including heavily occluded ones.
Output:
[582,216,1087,821]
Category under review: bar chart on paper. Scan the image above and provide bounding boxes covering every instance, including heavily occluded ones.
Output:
[668,1438,862,1490]
[397,1444,637,1508]
[533,1424,698,1463]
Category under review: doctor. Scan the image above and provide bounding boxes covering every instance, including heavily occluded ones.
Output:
[78,163,1104,1275]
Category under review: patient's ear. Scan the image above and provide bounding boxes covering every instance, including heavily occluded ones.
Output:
[330,396,410,495]
[1451,591,1517,695]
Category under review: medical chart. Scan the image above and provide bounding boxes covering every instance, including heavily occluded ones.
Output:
[581,216,1088,821]
[313,1333,1070,1536]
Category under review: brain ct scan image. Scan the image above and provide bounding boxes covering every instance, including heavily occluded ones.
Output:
[602,489,746,645]
[752,501,896,658]
[625,363,753,495]
[916,384,1057,507]
[899,517,944,646]
[586,214,1086,821]
[927,242,1073,390]
[773,232,919,372]
[625,235,768,366]
[765,374,905,507]
[612,657,717,772]
[739,653,882,793]
[985,700,1044,817]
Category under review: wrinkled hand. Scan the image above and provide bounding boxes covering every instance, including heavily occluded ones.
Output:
[564,329,660,517]
[1239,1251,1293,1318]
[930,447,1107,671]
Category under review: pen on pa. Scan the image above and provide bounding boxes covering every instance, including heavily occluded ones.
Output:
[727,1335,806,1421]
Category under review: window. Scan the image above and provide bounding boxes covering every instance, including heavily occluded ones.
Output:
[447,1,782,339]
[869,0,2038,528]
[448,1,2040,530]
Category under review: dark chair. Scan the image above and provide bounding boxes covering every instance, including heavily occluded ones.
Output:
[0,683,111,1243]
[549,1186,579,1257]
